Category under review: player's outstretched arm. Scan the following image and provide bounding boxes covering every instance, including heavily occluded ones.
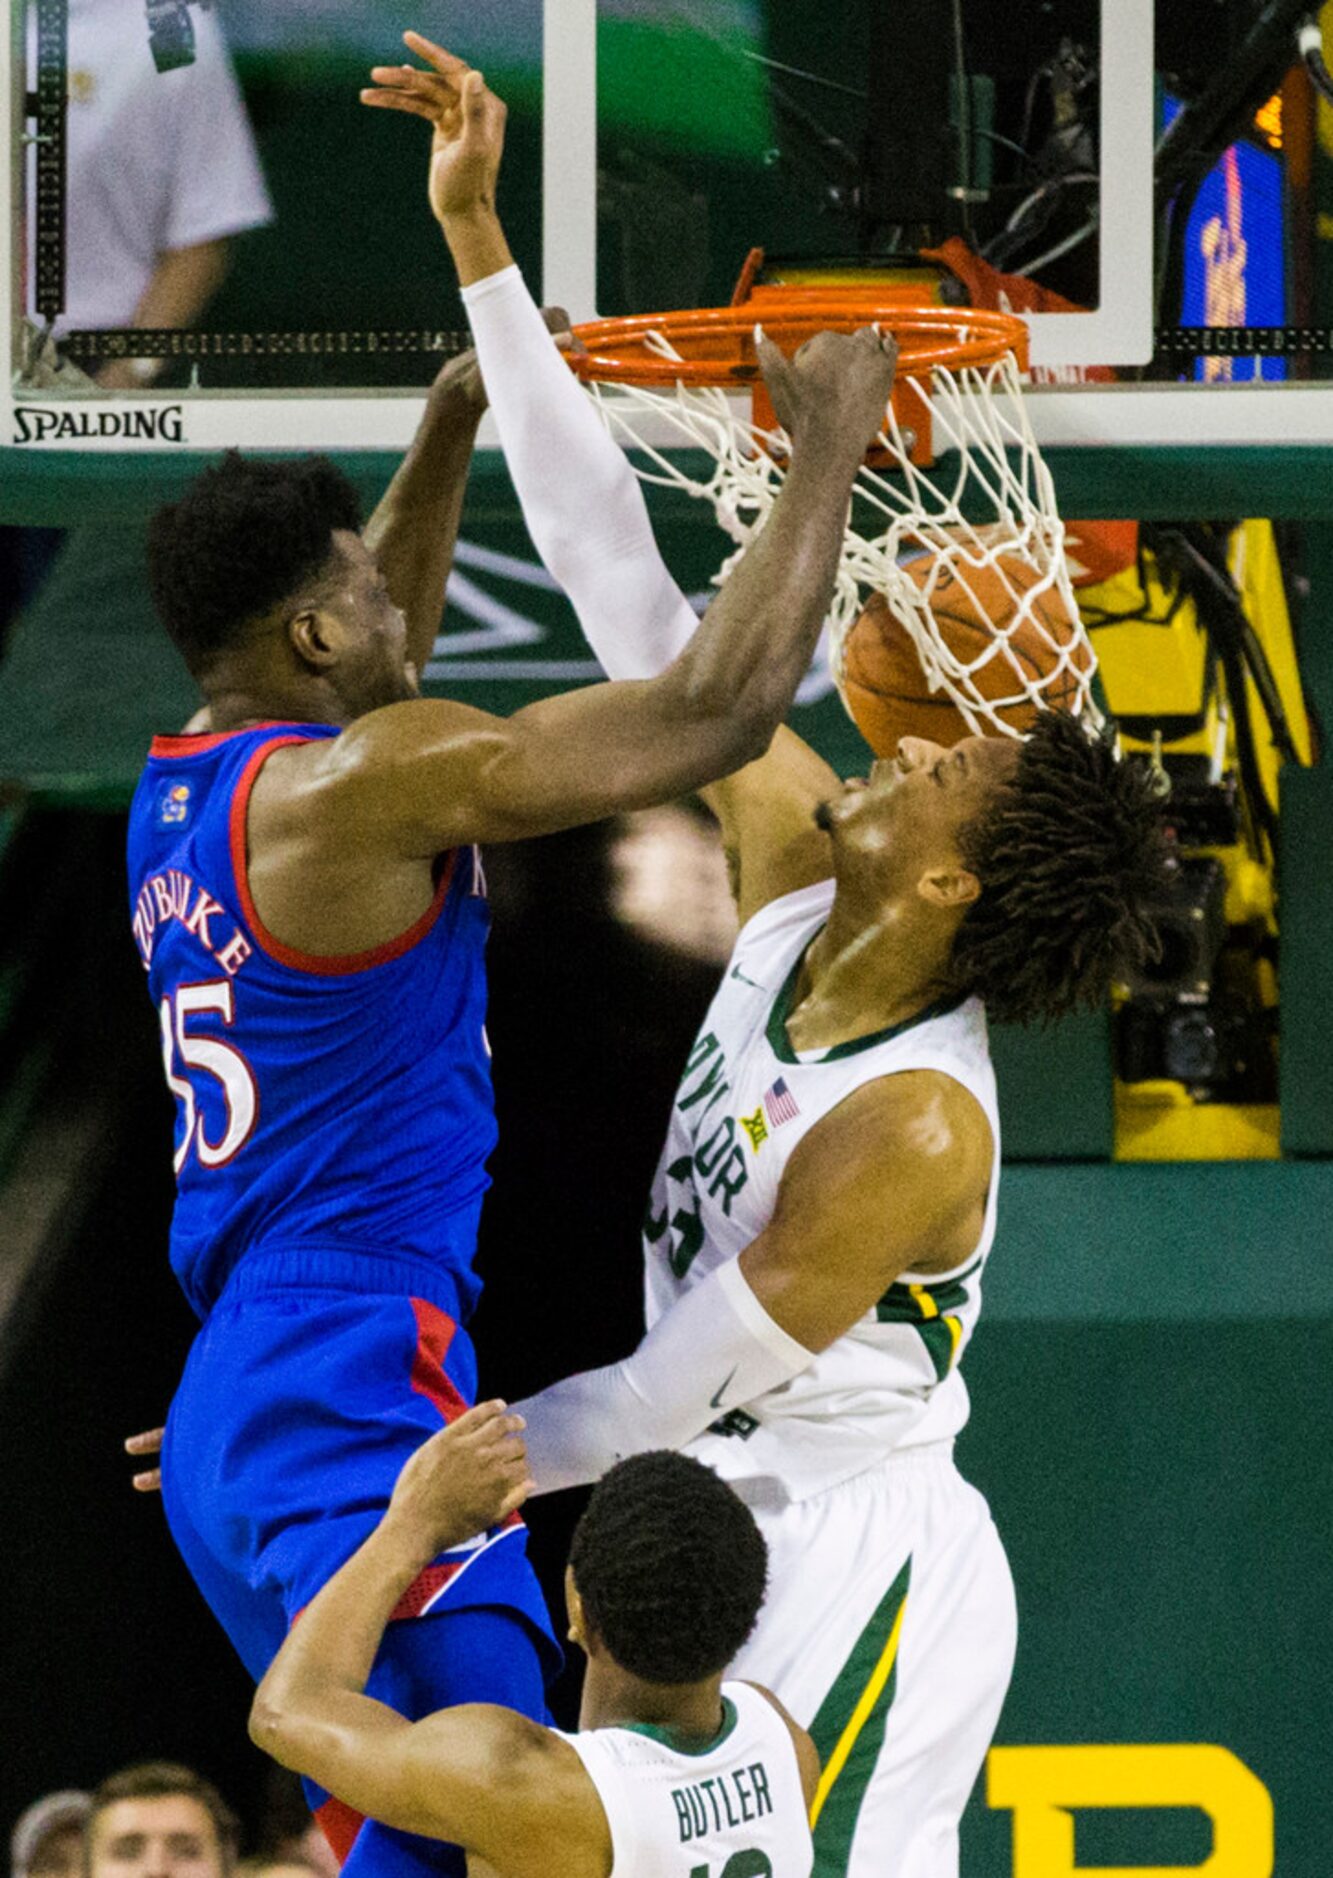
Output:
[361,346,486,681]
[250,1404,608,1878]
[364,37,702,680]
[514,1070,991,1493]
[305,326,894,849]
[363,39,853,901]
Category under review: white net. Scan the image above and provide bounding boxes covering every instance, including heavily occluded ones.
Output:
[584,339,1099,742]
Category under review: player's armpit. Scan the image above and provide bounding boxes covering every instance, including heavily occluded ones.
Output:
[700,726,841,924]
[739,1070,994,1353]
[312,679,772,856]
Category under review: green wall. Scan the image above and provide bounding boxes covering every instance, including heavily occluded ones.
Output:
[957,1161,1333,1875]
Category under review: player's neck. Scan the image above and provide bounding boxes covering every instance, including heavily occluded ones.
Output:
[203,673,352,732]
[580,1663,728,1743]
[790,895,957,1049]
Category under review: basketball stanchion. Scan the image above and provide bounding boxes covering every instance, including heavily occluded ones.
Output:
[567,294,1099,747]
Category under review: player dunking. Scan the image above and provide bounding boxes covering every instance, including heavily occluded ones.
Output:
[251,1412,818,1878]
[361,40,1170,1878]
[125,39,897,1878]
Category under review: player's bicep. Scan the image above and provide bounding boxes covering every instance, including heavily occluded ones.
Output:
[321,680,755,854]
[701,726,840,923]
[321,1704,557,1860]
[738,1074,991,1350]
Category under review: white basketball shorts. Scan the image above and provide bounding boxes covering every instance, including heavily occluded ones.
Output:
[728,1442,1017,1878]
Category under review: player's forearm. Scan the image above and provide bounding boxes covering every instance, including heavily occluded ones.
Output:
[363,371,484,678]
[675,444,855,738]
[133,237,231,330]
[514,1260,812,1494]
[250,1518,427,1766]
[438,204,513,288]
[460,264,698,680]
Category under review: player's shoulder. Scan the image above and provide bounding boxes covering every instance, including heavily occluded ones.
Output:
[244,699,490,844]
[737,1682,820,1811]
[787,1066,993,1210]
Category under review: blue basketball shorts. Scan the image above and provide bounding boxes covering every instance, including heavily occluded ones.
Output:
[161,1281,561,1877]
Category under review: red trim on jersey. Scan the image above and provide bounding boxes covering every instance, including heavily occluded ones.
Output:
[390,1560,462,1622]
[397,1299,474,1619]
[314,1795,364,1863]
[407,1297,468,1421]
[150,722,308,759]
[228,735,457,977]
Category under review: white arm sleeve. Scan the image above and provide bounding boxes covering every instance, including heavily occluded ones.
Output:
[460,265,699,679]
[513,1259,813,1494]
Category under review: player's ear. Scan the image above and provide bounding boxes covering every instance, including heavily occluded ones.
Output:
[917,865,981,910]
[287,604,341,671]
[565,1566,589,1651]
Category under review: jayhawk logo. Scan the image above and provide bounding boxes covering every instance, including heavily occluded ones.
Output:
[157,783,192,828]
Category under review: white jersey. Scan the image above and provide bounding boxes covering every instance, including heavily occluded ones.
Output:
[643,879,1001,1501]
[559,1680,812,1878]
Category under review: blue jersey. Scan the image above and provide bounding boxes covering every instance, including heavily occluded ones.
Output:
[127,722,498,1322]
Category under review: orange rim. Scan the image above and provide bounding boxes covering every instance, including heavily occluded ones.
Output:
[568,300,1028,390]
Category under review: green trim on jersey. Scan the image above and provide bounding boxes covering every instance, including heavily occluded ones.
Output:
[622,1695,740,1758]
[766,935,967,1065]
[808,1558,912,1872]
[875,1259,981,1381]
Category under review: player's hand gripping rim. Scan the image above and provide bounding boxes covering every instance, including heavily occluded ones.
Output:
[753,323,899,469]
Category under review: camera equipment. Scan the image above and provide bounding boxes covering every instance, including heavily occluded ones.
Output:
[1122,851,1228,1010]
[146,0,212,76]
[1115,759,1275,1102]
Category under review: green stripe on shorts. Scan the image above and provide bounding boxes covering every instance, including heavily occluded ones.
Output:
[807,1556,913,1874]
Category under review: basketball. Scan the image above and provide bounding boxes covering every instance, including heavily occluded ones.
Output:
[837,555,1092,752]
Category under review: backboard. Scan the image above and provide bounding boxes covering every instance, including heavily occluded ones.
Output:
[5,0,1333,456]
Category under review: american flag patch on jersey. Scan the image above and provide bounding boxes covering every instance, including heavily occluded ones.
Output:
[763,1076,800,1128]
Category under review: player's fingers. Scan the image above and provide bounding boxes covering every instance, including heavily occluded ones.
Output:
[854,321,899,362]
[403,30,470,75]
[369,63,459,107]
[125,1427,165,1455]
[454,1398,510,1436]
[754,326,791,383]
[497,1478,535,1519]
[460,69,492,125]
[474,1418,528,1461]
[132,1468,163,1493]
[359,89,439,122]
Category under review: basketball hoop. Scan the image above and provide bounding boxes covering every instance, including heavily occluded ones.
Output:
[568,289,1099,743]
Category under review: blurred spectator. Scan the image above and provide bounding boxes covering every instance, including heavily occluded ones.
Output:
[26,0,273,385]
[10,1791,91,1878]
[85,1764,238,1878]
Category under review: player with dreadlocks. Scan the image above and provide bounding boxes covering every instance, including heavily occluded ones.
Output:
[505,714,1165,1878]
[362,38,1169,1878]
